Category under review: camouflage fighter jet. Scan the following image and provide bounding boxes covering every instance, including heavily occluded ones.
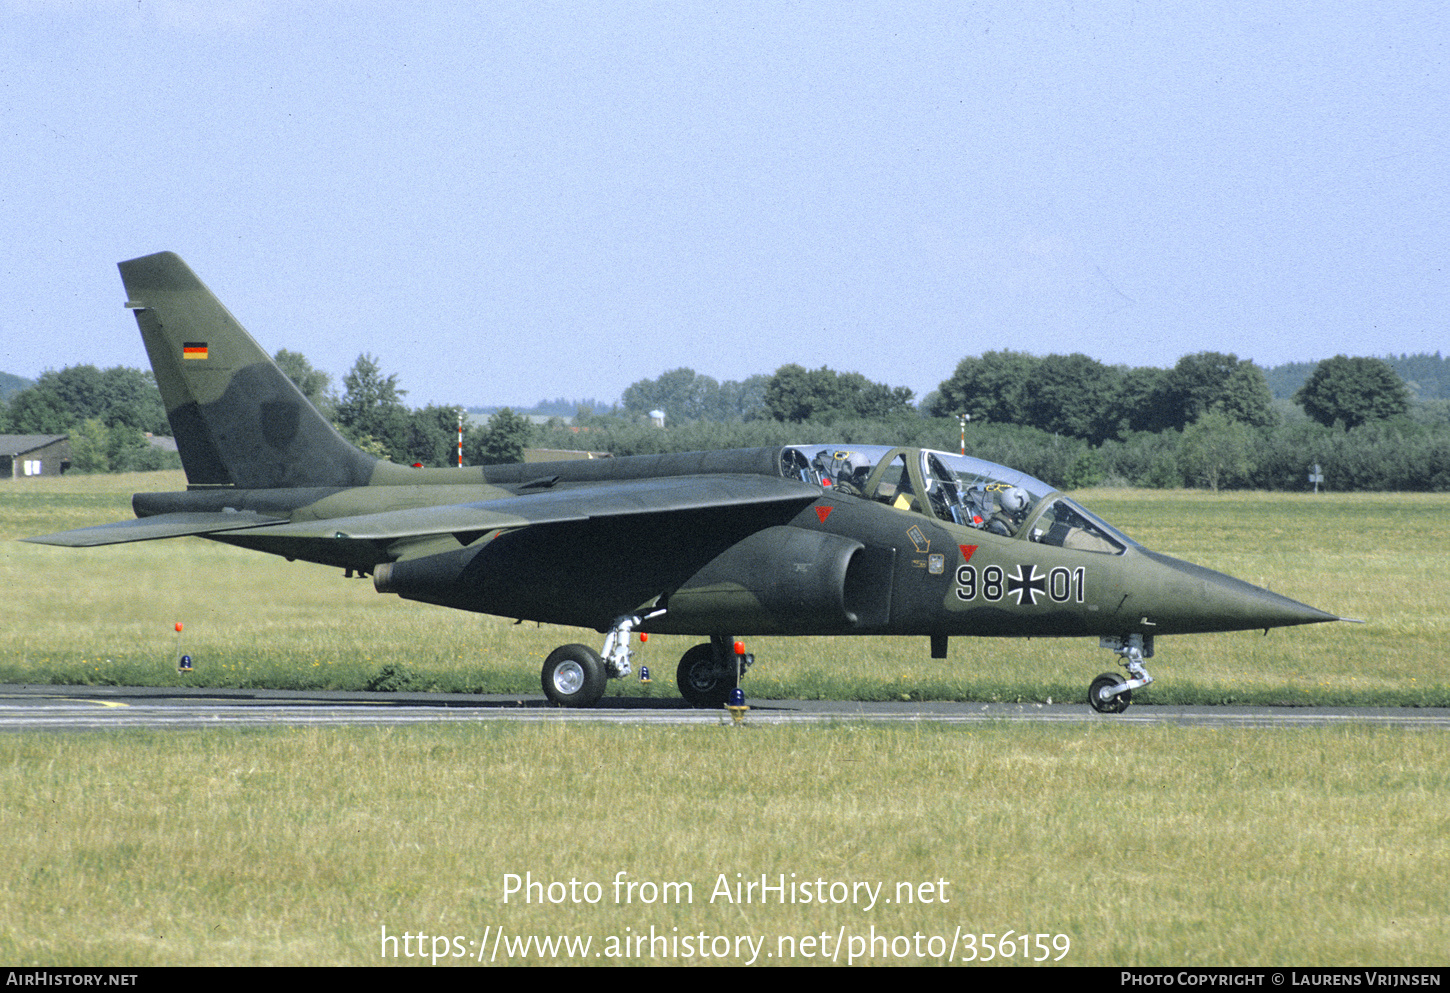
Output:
[26,252,1349,712]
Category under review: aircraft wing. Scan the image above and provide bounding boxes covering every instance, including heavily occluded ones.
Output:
[238,474,820,545]
[24,510,286,547]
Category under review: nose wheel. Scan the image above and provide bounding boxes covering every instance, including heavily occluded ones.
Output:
[1089,634,1154,714]
[1089,672,1131,713]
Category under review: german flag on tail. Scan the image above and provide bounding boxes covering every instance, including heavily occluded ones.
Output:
[182,342,208,360]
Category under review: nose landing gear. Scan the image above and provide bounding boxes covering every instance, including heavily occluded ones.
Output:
[1089,634,1154,714]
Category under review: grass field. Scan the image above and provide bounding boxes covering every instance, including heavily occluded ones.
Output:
[1,473,1447,966]
[1,722,1447,966]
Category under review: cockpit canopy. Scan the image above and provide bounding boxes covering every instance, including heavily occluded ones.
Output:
[780,444,1136,555]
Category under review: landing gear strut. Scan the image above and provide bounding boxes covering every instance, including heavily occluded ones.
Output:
[1089,634,1154,714]
[541,610,664,707]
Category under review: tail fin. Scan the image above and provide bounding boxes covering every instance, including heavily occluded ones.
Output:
[119,252,378,489]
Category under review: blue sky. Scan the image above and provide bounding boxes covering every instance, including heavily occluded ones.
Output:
[2,1,1445,408]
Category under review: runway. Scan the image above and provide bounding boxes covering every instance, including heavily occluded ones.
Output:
[2,684,1448,732]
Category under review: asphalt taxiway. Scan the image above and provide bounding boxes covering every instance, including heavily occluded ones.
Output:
[2,684,1448,732]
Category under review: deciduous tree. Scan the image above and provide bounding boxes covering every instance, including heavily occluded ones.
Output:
[1179,410,1257,492]
[274,349,335,416]
[1,385,70,434]
[1157,352,1275,431]
[336,353,410,458]
[929,351,1038,425]
[1294,355,1411,429]
[467,407,532,465]
[765,364,914,423]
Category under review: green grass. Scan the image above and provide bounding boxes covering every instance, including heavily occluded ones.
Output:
[0,722,1445,966]
[2,474,1447,705]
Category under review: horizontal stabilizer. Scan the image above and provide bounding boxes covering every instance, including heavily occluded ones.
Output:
[24,510,285,547]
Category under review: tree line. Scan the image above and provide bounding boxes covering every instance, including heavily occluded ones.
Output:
[522,407,1449,493]
[550,351,1446,492]
[0,352,532,472]
[614,351,1435,435]
[4,347,1444,490]
[270,351,533,468]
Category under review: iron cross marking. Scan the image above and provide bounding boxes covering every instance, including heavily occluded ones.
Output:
[1007,564,1047,606]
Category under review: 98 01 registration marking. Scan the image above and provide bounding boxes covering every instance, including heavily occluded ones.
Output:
[955,565,1085,605]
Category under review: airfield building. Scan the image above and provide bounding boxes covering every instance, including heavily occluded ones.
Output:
[0,435,71,479]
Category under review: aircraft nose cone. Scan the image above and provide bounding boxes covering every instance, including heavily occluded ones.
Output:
[1132,550,1341,634]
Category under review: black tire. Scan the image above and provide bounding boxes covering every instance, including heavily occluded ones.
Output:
[542,644,607,707]
[1088,672,1131,714]
[677,643,735,708]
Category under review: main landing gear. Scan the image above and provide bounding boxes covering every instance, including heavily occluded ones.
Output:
[1088,634,1154,714]
[540,644,608,707]
[541,611,661,707]
[676,634,753,709]
[541,616,755,709]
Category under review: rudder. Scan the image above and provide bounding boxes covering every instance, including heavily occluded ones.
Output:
[119,252,378,489]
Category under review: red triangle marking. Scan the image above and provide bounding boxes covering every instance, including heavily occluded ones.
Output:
[959,544,978,562]
[816,506,834,524]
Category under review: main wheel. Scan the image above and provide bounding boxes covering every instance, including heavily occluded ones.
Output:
[1088,672,1131,714]
[677,643,735,708]
[542,644,607,707]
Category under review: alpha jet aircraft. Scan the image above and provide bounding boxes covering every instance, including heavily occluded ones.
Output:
[27,252,1346,712]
